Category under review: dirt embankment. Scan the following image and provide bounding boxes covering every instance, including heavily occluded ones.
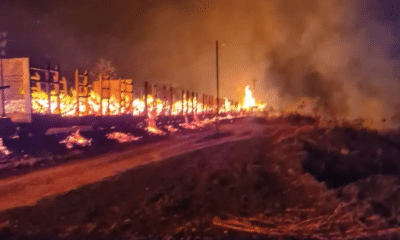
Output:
[1,124,400,239]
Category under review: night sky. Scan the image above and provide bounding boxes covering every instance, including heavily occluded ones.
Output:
[1,0,400,125]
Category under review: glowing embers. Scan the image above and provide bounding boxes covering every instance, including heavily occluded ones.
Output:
[165,125,179,133]
[0,138,11,157]
[179,115,198,130]
[59,130,92,149]
[5,99,26,114]
[106,131,142,143]
[145,126,167,136]
[219,114,233,121]
[191,114,207,128]
[145,112,166,136]
[201,117,216,125]
[179,115,211,129]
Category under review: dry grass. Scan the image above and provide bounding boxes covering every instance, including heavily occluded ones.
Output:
[213,204,400,239]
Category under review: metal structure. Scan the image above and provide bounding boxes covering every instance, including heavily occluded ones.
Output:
[30,65,61,115]
[75,69,89,116]
[0,60,7,117]
[216,41,220,133]
[10,58,241,122]
[119,78,133,115]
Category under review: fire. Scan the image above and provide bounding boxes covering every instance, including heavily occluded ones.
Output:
[145,112,166,135]
[106,132,142,143]
[1,83,271,125]
[59,130,92,149]
[0,138,11,156]
[145,125,166,135]
[243,85,256,109]
[3,80,267,120]
[180,115,198,129]
[28,89,219,117]
[165,125,179,133]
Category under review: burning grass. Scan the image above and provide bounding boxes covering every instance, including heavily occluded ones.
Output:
[105,132,142,143]
[59,130,92,149]
[0,139,11,158]
[164,125,179,133]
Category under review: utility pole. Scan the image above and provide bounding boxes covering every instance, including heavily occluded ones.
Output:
[253,79,257,96]
[0,32,6,117]
[0,32,6,57]
[0,60,5,117]
[216,40,220,134]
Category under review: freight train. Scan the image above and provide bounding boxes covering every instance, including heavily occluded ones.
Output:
[0,57,241,138]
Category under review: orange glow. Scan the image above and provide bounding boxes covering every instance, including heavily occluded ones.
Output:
[0,138,11,156]
[145,112,167,135]
[59,130,92,149]
[243,85,256,109]
[4,85,265,118]
[106,132,142,143]
[165,125,179,133]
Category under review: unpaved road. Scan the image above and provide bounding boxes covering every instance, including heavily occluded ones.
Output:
[0,118,304,212]
[1,117,400,239]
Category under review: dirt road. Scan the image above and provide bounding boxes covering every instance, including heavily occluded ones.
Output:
[0,118,288,212]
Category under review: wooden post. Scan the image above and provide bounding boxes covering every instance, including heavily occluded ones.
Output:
[46,64,51,114]
[144,81,148,117]
[83,72,89,116]
[106,77,110,115]
[181,90,184,115]
[118,79,122,115]
[195,93,198,114]
[153,84,157,112]
[186,90,189,115]
[216,41,220,133]
[75,69,79,116]
[163,85,167,115]
[56,65,60,114]
[0,60,5,117]
[192,92,195,114]
[169,86,173,116]
[99,74,102,116]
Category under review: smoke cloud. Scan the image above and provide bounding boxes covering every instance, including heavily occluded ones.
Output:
[1,0,400,128]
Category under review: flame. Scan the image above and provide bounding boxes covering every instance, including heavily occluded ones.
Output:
[4,84,251,118]
[145,112,166,135]
[59,130,92,149]
[0,138,11,156]
[165,125,179,133]
[179,115,198,129]
[145,125,166,135]
[179,114,214,129]
[243,85,256,109]
[106,132,142,143]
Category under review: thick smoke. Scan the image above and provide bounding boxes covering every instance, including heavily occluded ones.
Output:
[1,0,400,128]
[259,0,400,128]
[136,0,400,128]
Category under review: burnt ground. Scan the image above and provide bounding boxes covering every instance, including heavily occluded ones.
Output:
[1,118,400,239]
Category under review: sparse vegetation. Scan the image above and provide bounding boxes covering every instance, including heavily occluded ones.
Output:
[0,117,400,239]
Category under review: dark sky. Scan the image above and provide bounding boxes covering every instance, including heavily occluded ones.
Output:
[1,0,400,126]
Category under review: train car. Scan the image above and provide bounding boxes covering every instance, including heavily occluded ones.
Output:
[0,57,240,138]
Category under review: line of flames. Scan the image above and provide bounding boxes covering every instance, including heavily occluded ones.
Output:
[28,90,237,117]
[5,86,266,150]
[4,85,266,117]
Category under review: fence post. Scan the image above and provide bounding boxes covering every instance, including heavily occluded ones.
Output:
[169,86,173,116]
[75,69,79,116]
[186,90,189,115]
[46,63,51,114]
[144,81,148,117]
[181,90,184,115]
